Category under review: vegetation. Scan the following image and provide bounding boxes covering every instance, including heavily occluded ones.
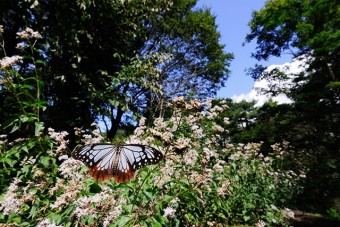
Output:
[245,0,340,211]
[0,0,339,226]
[0,0,232,139]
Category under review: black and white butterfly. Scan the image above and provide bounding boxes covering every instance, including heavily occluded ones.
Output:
[72,144,163,183]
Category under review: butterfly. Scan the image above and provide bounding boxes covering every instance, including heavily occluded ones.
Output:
[72,143,163,183]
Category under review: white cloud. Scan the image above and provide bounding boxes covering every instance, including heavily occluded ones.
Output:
[232,56,309,107]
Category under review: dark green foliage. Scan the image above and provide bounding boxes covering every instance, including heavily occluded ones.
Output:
[244,0,340,213]
[0,0,232,139]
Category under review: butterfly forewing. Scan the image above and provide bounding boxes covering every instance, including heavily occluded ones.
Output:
[121,145,163,171]
[72,143,163,183]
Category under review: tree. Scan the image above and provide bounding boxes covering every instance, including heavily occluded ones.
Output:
[245,0,340,211]
[0,0,232,140]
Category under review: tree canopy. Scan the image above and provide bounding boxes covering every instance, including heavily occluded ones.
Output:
[245,0,340,210]
[0,0,232,139]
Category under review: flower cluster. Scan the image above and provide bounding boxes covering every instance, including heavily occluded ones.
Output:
[163,206,176,219]
[36,218,63,227]
[0,96,306,226]
[0,177,49,217]
[58,156,85,180]
[125,97,304,226]
[217,179,231,196]
[0,134,7,146]
[0,55,23,69]
[48,128,69,155]
[49,178,83,210]
[73,187,125,225]
[0,178,23,215]
[48,155,88,211]
[16,27,42,40]
[76,122,104,144]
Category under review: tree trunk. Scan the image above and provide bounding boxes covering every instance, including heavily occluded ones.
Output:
[107,105,124,139]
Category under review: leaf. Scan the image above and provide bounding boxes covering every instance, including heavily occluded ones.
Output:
[89,182,102,193]
[35,59,44,64]
[49,213,63,225]
[113,216,132,227]
[162,195,174,203]
[1,157,15,166]
[40,156,52,168]
[38,80,45,88]
[243,215,250,222]
[142,190,153,200]
[124,204,134,213]
[149,217,163,227]
[10,124,20,133]
[28,205,38,219]
[35,122,44,136]
[7,213,21,224]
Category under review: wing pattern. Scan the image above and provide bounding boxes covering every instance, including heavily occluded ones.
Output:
[72,143,163,183]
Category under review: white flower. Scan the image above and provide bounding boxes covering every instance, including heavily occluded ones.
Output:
[16,27,42,39]
[103,205,123,227]
[256,220,266,227]
[0,178,22,215]
[36,218,63,227]
[223,117,230,124]
[163,207,176,218]
[217,179,230,196]
[174,137,190,150]
[213,160,225,173]
[170,197,180,204]
[0,56,22,69]
[59,158,84,179]
[212,123,224,132]
[183,149,198,166]
[138,117,146,126]
[282,208,295,219]
[203,147,216,159]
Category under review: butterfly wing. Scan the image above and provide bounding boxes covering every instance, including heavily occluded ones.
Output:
[72,144,163,183]
[72,144,118,181]
[114,144,164,183]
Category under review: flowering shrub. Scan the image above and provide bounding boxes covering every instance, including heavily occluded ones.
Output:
[0,26,306,226]
[0,96,307,226]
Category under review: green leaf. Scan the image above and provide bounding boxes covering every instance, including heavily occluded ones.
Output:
[113,216,132,226]
[149,217,163,227]
[89,182,102,193]
[10,124,20,133]
[124,204,134,213]
[40,156,52,167]
[28,205,38,219]
[7,213,21,224]
[35,59,45,64]
[162,195,175,203]
[35,122,44,136]
[1,157,15,166]
[243,215,250,222]
[49,213,62,225]
[142,190,153,200]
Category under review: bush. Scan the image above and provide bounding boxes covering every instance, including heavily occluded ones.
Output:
[0,96,306,226]
[0,26,305,226]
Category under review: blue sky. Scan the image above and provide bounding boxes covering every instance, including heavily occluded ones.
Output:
[197,0,293,98]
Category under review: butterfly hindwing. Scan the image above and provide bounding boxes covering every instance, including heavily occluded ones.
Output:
[72,143,163,183]
[72,144,118,181]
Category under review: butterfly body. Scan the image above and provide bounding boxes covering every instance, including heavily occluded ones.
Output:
[72,143,163,183]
